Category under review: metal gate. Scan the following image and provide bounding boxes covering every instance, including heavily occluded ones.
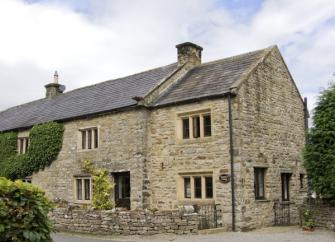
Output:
[194,204,222,230]
[273,201,291,226]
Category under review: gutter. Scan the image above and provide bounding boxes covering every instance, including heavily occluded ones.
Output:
[228,92,236,232]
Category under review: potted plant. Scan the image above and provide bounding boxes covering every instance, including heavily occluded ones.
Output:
[302,208,316,231]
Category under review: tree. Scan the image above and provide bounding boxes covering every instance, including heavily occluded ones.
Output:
[304,83,335,199]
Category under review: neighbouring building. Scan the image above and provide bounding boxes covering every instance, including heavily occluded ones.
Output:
[0,42,308,231]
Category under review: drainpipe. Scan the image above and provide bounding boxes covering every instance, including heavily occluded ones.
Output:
[303,97,309,144]
[303,97,312,199]
[228,93,236,231]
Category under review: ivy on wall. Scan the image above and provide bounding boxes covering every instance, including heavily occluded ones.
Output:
[82,160,114,210]
[0,122,64,180]
[0,132,17,161]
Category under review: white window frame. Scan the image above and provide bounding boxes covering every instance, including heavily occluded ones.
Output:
[74,176,92,203]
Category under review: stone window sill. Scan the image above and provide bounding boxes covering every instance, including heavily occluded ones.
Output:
[178,199,215,205]
[280,201,295,205]
[77,148,99,153]
[74,200,91,205]
[177,136,214,144]
[255,199,270,203]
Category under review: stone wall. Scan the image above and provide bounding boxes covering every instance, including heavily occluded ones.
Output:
[147,99,232,221]
[301,199,335,231]
[233,47,307,230]
[50,207,198,235]
[28,108,149,209]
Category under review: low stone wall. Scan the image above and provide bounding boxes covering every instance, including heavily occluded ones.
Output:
[300,199,335,231]
[50,207,199,235]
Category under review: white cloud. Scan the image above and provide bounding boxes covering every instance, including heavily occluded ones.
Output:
[0,0,334,116]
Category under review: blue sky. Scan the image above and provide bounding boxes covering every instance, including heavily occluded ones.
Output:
[1,0,335,114]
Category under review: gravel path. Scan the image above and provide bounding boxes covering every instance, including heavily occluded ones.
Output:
[52,226,335,242]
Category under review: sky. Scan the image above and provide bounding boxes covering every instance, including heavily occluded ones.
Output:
[0,0,334,115]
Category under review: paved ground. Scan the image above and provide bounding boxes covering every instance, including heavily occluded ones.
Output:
[52,226,335,242]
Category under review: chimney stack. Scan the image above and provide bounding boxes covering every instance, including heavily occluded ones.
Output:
[176,42,203,67]
[45,71,65,99]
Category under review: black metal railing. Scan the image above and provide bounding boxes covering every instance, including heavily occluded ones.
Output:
[194,204,222,230]
[274,200,291,226]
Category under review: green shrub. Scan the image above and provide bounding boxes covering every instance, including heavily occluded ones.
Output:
[0,177,54,241]
[302,208,316,230]
[0,122,64,180]
[83,160,114,210]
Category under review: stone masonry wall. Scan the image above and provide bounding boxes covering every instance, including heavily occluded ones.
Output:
[147,99,232,227]
[50,207,198,235]
[233,47,307,230]
[28,108,149,209]
[300,199,335,231]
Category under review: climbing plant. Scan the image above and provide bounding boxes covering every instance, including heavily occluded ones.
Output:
[82,160,114,210]
[0,132,17,161]
[0,122,64,180]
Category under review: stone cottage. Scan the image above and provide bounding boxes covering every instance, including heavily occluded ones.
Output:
[0,42,308,231]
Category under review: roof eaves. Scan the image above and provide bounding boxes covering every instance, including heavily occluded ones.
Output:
[150,92,234,109]
[0,104,139,133]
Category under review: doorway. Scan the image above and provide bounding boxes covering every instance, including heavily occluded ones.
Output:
[113,172,130,209]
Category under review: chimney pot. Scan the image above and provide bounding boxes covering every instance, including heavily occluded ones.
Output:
[53,70,59,84]
[176,42,203,67]
[45,71,64,99]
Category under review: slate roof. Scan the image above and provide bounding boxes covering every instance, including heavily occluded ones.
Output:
[153,48,269,106]
[0,47,271,132]
[0,63,178,132]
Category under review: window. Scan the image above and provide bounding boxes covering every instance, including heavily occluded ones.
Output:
[205,177,213,198]
[203,115,212,137]
[75,177,91,201]
[22,177,32,183]
[281,173,291,201]
[182,118,190,139]
[18,137,29,154]
[184,177,191,198]
[254,168,266,200]
[193,116,200,138]
[81,128,98,150]
[182,174,213,200]
[194,177,202,198]
[180,112,212,140]
[300,174,305,189]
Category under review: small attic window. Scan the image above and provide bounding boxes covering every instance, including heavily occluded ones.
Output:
[18,137,29,154]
